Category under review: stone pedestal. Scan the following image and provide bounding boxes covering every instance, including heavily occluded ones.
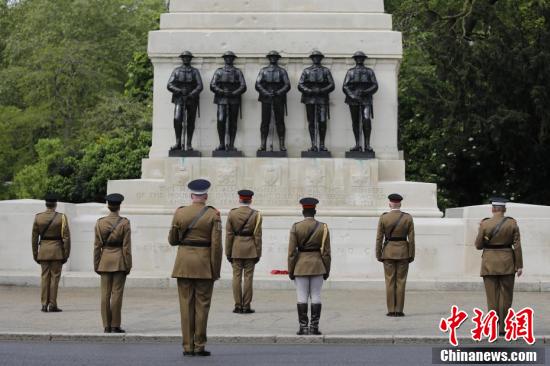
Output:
[256,151,288,158]
[346,151,376,160]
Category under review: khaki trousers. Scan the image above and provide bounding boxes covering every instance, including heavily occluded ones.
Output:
[100,272,127,328]
[383,259,409,313]
[40,261,63,306]
[231,259,256,309]
[177,278,214,352]
[483,274,515,332]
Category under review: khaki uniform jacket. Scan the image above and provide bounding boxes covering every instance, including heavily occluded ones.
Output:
[32,210,71,261]
[375,210,415,261]
[288,218,331,277]
[168,203,223,280]
[225,206,262,259]
[474,216,523,276]
[94,212,132,273]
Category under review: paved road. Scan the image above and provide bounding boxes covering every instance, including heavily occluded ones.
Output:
[0,342,547,366]
[1,287,549,337]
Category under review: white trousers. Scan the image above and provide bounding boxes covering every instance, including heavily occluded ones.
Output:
[294,275,324,304]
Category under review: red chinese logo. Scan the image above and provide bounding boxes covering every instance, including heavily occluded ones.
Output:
[439,305,469,346]
[471,308,498,343]
[439,306,536,346]
[504,307,535,345]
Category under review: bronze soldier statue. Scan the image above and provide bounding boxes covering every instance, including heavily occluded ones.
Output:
[255,51,291,152]
[375,194,415,317]
[167,51,203,152]
[474,197,523,336]
[298,50,335,152]
[210,51,247,152]
[94,193,132,333]
[168,179,223,357]
[226,190,263,314]
[32,194,70,312]
[288,198,331,335]
[343,51,379,154]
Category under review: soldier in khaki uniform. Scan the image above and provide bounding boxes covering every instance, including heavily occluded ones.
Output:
[168,179,223,357]
[288,198,331,335]
[474,197,523,335]
[375,193,415,317]
[32,194,71,312]
[94,193,132,333]
[226,189,262,314]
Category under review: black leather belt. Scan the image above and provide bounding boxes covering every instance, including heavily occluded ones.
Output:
[104,241,123,248]
[387,237,407,241]
[298,248,320,252]
[182,241,211,248]
[484,244,512,249]
[41,237,62,241]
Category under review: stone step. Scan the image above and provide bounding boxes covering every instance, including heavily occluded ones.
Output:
[169,0,385,14]
[148,30,403,58]
[160,12,392,30]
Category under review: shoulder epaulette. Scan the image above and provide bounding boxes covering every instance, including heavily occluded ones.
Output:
[382,212,388,216]
[208,205,220,216]
[482,217,490,221]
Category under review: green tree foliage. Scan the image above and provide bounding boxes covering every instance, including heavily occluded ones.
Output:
[389,0,550,208]
[0,0,164,201]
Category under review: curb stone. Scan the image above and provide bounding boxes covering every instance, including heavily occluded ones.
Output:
[0,333,548,345]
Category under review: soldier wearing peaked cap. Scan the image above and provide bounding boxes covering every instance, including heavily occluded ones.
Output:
[226,190,263,314]
[256,51,291,152]
[167,50,203,152]
[375,194,415,317]
[343,51,379,153]
[288,198,331,335]
[168,179,222,357]
[94,193,132,333]
[474,197,523,335]
[210,51,247,152]
[32,194,71,312]
[298,50,335,152]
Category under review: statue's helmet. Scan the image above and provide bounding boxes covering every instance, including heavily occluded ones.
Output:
[266,50,281,58]
[179,50,194,59]
[309,50,325,59]
[352,51,368,59]
[222,50,237,58]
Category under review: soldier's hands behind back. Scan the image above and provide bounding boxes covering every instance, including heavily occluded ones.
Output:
[323,273,329,280]
[517,268,523,277]
[227,256,233,263]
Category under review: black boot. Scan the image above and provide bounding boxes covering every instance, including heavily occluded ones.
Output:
[296,303,309,335]
[111,327,126,333]
[279,136,287,151]
[258,133,267,151]
[310,303,322,335]
[41,305,48,312]
[48,305,62,312]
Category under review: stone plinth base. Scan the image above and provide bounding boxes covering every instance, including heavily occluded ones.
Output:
[346,151,376,160]
[106,157,441,217]
[301,151,332,159]
[212,150,244,158]
[168,149,201,157]
[257,151,288,158]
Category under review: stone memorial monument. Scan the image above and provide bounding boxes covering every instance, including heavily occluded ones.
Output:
[7,0,549,289]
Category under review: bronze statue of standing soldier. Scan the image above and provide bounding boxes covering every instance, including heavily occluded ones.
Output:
[167,51,203,155]
[255,51,291,155]
[298,50,335,155]
[210,51,247,154]
[343,51,378,157]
